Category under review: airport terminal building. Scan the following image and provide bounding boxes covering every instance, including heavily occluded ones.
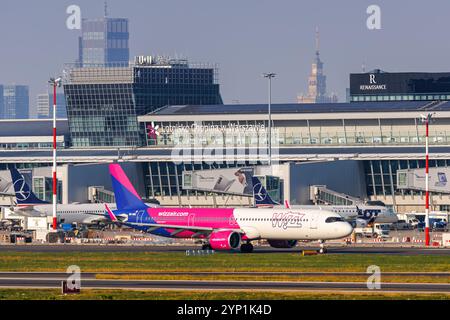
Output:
[2,71,450,214]
[2,100,450,213]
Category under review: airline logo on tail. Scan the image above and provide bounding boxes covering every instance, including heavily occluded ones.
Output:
[13,176,31,201]
[109,163,148,211]
[252,177,279,207]
[9,167,48,206]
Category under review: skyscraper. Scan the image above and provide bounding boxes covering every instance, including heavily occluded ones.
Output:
[297,28,337,104]
[1,85,29,119]
[0,85,3,118]
[36,92,67,119]
[78,9,129,67]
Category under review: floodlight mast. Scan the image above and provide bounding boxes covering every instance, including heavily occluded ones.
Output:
[420,113,434,246]
[262,73,276,166]
[48,77,61,231]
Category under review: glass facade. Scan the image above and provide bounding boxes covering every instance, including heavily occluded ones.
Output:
[64,60,223,147]
[79,18,129,66]
[142,119,449,148]
[1,85,29,119]
[145,161,263,199]
[351,94,450,102]
[32,176,62,203]
[364,159,450,197]
[64,83,139,147]
[133,64,222,111]
[142,159,450,207]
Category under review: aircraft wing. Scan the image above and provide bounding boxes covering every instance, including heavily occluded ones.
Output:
[7,209,45,218]
[129,222,243,238]
[11,205,36,212]
[80,212,108,217]
[103,204,242,237]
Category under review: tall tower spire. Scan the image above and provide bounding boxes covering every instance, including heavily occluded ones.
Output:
[297,27,338,104]
[315,26,320,57]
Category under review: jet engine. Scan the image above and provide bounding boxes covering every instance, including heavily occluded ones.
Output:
[267,240,298,248]
[209,230,241,250]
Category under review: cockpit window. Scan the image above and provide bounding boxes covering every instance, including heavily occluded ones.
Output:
[325,217,344,223]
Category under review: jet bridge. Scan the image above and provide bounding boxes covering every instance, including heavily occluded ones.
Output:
[310,185,363,206]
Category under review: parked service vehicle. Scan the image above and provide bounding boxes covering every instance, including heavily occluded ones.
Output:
[406,218,420,229]
[430,218,448,231]
[390,220,413,230]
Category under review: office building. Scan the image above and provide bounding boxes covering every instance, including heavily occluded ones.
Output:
[36,92,67,119]
[78,16,129,66]
[63,55,223,147]
[350,70,450,102]
[1,85,29,119]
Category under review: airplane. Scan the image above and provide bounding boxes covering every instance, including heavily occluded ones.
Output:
[9,167,162,225]
[104,163,353,253]
[8,167,159,226]
[8,166,111,225]
[252,176,398,227]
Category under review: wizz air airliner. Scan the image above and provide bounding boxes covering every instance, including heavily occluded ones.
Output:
[105,164,353,253]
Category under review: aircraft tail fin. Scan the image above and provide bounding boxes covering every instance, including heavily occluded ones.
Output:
[109,163,147,211]
[252,176,279,207]
[9,166,48,205]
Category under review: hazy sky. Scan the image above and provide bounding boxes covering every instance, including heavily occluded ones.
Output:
[1,0,450,116]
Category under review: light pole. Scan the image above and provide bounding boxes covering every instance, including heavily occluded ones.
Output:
[263,73,276,166]
[420,113,434,246]
[48,77,62,231]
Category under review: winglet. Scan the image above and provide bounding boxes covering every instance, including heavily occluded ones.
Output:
[284,200,291,209]
[105,203,118,222]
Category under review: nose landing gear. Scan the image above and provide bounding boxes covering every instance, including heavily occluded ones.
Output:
[318,240,327,254]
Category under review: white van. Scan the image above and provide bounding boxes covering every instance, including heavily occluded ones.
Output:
[355,223,390,238]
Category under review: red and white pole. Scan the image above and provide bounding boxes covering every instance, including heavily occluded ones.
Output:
[52,82,57,231]
[425,117,430,246]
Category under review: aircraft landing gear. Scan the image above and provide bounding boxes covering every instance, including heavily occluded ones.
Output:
[240,242,254,253]
[318,240,327,254]
[202,244,212,250]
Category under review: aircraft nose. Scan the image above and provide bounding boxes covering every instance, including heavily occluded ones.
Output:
[339,222,354,237]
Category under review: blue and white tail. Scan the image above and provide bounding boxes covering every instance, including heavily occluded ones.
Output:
[9,167,48,206]
[109,163,147,211]
[252,176,279,207]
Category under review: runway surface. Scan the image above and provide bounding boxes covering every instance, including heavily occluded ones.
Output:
[0,274,448,293]
[0,244,449,255]
[0,272,449,278]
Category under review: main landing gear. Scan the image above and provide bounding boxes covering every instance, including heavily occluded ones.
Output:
[318,240,327,254]
[202,244,212,250]
[240,242,254,253]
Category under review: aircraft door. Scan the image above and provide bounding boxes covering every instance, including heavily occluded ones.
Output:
[188,214,195,227]
[309,215,318,229]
